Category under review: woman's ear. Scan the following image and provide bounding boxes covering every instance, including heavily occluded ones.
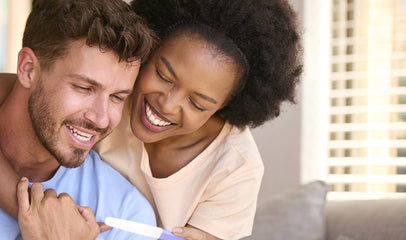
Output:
[16,47,40,88]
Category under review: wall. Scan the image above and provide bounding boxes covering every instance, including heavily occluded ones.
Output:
[3,0,31,73]
[2,0,305,203]
[252,101,302,204]
[251,0,304,204]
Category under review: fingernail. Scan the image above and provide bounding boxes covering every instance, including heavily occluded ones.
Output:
[20,177,28,182]
[173,227,183,233]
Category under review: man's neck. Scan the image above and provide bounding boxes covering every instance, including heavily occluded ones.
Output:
[0,84,60,182]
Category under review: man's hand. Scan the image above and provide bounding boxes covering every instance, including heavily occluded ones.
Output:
[173,225,221,240]
[17,177,100,240]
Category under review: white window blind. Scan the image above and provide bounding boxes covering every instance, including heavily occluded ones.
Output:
[326,0,406,199]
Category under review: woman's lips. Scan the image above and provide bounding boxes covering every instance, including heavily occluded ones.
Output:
[140,100,174,132]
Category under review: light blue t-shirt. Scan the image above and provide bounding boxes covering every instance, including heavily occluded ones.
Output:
[0,150,156,240]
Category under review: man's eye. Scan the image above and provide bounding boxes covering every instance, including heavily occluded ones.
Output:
[188,97,205,112]
[74,85,91,92]
[111,95,125,103]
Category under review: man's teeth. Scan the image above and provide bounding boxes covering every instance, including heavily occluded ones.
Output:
[66,124,93,142]
[146,103,172,127]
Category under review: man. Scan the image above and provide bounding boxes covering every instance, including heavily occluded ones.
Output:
[0,0,156,239]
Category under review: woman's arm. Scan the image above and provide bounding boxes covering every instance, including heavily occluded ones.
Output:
[0,151,20,218]
[0,73,20,218]
[0,73,17,104]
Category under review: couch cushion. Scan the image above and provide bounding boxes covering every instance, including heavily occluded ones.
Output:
[247,181,328,240]
[326,198,406,240]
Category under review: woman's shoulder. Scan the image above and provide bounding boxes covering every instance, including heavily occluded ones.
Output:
[207,122,264,170]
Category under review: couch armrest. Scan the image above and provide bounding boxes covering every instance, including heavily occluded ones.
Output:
[325,198,406,240]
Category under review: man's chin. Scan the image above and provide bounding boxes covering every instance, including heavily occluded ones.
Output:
[57,149,88,168]
[58,158,86,168]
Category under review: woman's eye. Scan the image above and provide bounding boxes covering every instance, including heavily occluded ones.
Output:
[188,97,205,112]
[156,70,172,84]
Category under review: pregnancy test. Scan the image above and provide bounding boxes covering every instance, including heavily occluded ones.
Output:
[105,217,186,240]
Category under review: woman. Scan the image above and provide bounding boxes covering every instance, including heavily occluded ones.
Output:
[0,0,302,239]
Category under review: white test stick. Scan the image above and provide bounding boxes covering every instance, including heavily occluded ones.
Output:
[105,217,186,240]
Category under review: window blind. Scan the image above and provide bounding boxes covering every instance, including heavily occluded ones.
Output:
[326,0,406,199]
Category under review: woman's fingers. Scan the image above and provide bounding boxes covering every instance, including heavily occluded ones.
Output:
[173,225,220,240]
[16,177,30,215]
[30,182,44,205]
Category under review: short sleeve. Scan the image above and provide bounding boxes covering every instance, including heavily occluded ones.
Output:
[188,160,264,240]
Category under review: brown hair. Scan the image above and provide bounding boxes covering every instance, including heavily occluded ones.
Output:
[23,0,156,70]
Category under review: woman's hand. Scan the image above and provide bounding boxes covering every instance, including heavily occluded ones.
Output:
[17,178,100,240]
[173,225,221,240]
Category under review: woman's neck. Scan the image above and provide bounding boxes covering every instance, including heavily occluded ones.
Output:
[144,115,225,178]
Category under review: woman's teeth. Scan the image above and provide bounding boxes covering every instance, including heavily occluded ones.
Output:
[146,103,172,127]
[66,124,93,142]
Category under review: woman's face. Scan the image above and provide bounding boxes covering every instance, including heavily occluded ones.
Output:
[130,33,239,143]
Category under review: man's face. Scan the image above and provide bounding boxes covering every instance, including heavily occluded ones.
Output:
[28,40,139,168]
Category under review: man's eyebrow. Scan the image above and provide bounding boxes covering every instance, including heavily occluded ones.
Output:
[194,92,217,104]
[68,74,132,94]
[69,74,104,88]
[160,56,178,80]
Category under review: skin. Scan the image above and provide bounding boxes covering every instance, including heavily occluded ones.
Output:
[2,40,137,181]
[0,34,241,240]
[132,33,238,178]
[131,33,239,239]
[0,38,139,239]
[17,178,100,240]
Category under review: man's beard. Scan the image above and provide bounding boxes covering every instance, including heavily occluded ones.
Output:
[28,80,88,168]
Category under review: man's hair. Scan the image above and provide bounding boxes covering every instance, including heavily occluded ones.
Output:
[23,0,156,70]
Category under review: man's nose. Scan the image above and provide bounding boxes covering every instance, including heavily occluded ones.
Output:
[84,96,110,129]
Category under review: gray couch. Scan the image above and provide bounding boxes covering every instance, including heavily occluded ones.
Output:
[245,181,406,240]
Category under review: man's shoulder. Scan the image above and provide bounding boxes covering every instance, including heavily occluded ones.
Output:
[85,151,157,227]
[83,150,131,185]
[83,150,123,174]
[84,149,104,163]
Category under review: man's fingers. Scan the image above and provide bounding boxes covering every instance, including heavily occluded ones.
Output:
[17,177,30,215]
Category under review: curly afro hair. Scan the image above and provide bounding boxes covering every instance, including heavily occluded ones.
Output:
[131,0,302,128]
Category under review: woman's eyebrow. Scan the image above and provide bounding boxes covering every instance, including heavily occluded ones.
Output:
[194,92,217,104]
[160,56,178,80]
[160,56,217,105]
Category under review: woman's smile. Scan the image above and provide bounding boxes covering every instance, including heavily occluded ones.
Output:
[131,33,237,143]
[141,100,175,133]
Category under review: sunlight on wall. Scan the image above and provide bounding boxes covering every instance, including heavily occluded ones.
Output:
[2,0,31,73]
[0,0,7,71]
